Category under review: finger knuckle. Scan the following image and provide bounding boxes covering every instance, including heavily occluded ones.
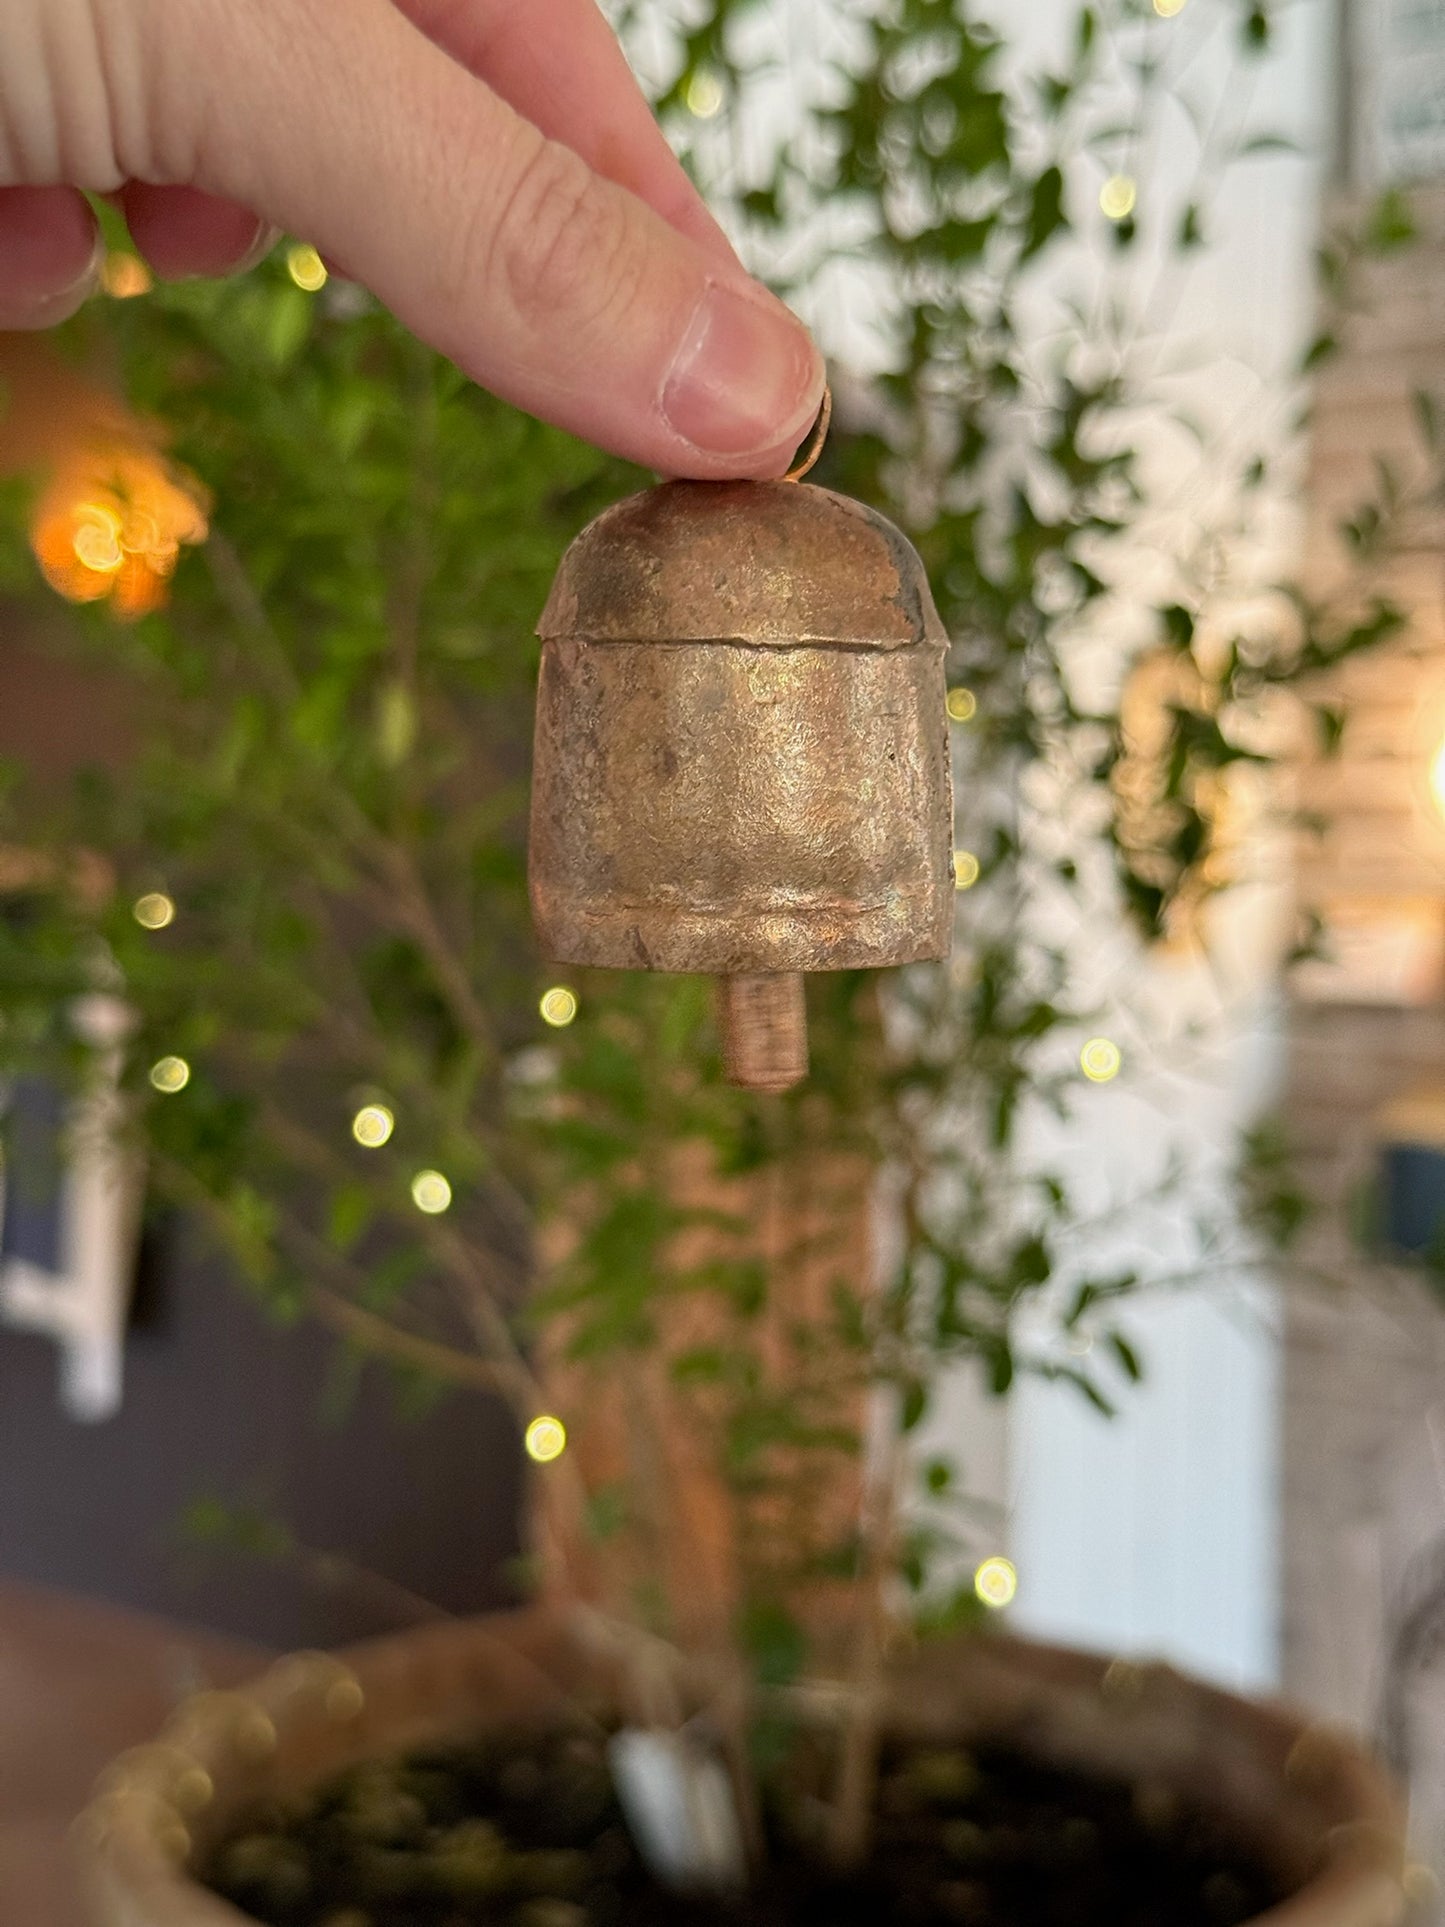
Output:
[489,135,636,343]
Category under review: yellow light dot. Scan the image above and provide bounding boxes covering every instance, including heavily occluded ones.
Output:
[953,850,980,891]
[974,1556,1018,1609]
[411,1169,452,1214]
[1153,0,1187,14]
[149,1055,190,1094]
[1080,1037,1122,1083]
[685,70,724,119]
[525,1414,568,1464]
[286,243,328,292]
[351,1103,394,1149]
[132,891,175,930]
[1100,175,1138,222]
[946,687,978,723]
[101,252,153,299]
[540,986,578,1028]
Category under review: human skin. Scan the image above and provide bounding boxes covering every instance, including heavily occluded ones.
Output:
[0,0,825,477]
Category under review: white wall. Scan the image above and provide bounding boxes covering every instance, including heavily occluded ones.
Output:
[644,0,1335,1690]
[975,0,1336,1691]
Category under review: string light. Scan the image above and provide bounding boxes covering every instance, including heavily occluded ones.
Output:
[1080,1036,1122,1083]
[953,850,980,891]
[946,687,977,723]
[132,891,175,930]
[410,1169,452,1214]
[539,986,578,1027]
[351,1103,394,1148]
[1099,175,1138,221]
[149,1055,190,1094]
[685,70,724,118]
[974,1556,1018,1609]
[1153,0,1188,14]
[101,252,152,299]
[524,1415,568,1463]
[30,447,209,618]
[286,244,328,292]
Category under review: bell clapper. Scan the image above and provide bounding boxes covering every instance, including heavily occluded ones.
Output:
[716,973,808,1094]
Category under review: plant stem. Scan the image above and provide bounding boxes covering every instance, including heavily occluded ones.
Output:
[829,1411,903,1867]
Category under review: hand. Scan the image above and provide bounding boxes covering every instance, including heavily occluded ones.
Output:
[0,0,824,477]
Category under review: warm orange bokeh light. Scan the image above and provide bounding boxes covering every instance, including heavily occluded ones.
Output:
[100,252,153,300]
[29,445,209,619]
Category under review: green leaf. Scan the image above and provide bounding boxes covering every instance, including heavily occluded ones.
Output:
[1163,601,1194,647]
[670,1346,729,1385]
[1240,131,1300,156]
[923,1456,953,1495]
[1313,704,1347,755]
[737,1597,807,1687]
[327,1184,373,1253]
[375,678,417,767]
[264,286,312,367]
[1108,1331,1143,1382]
[585,1484,627,1542]
[901,1379,929,1432]
[1367,186,1416,253]
[1022,164,1068,260]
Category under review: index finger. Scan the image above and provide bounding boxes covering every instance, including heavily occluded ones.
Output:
[396,0,739,266]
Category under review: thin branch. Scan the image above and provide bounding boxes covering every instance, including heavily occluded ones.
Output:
[304,1275,519,1401]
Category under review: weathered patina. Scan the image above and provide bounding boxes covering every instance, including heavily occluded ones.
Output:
[529,479,954,1091]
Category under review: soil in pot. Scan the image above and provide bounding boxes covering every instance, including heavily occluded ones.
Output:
[203,1722,1290,1927]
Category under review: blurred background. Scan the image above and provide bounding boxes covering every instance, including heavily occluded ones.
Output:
[4,0,1445,1920]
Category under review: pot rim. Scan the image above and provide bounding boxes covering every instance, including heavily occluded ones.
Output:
[74,1607,1407,1927]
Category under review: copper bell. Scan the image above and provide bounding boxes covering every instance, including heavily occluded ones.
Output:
[529,473,954,1093]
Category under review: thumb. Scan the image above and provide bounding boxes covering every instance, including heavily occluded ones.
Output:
[146,0,824,478]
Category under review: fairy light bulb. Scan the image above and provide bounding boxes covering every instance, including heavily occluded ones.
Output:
[132,891,175,930]
[351,1103,394,1148]
[974,1556,1018,1609]
[1100,175,1138,222]
[286,244,328,292]
[1080,1037,1122,1083]
[685,70,724,118]
[410,1169,452,1214]
[539,986,578,1027]
[101,252,153,298]
[524,1415,568,1463]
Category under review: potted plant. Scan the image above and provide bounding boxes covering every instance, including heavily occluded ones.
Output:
[0,0,1426,1921]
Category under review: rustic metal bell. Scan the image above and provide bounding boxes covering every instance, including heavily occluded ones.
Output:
[529,477,954,1093]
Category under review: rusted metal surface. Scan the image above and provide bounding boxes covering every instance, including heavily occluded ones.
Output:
[529,479,954,1089]
[715,973,808,1094]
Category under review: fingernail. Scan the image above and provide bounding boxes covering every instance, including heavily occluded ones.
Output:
[0,233,103,330]
[229,221,281,276]
[662,280,823,458]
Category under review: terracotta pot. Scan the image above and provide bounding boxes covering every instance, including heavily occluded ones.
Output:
[76,1610,1406,1927]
